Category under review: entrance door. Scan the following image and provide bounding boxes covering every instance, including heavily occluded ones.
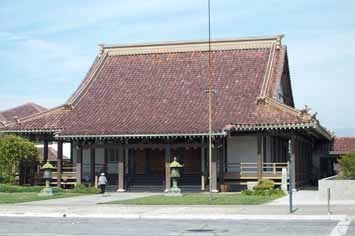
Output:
[129,149,165,186]
[175,148,201,185]
[105,149,118,185]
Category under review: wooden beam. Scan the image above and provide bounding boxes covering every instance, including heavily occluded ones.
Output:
[57,141,63,188]
[81,143,207,150]
[164,145,171,192]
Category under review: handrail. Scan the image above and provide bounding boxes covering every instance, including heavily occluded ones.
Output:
[226,162,288,175]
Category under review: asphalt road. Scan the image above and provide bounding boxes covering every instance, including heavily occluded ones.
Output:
[0,217,353,236]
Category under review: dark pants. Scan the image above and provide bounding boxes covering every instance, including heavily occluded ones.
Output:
[99,184,106,194]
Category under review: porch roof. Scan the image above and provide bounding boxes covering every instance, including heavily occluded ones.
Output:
[1,36,332,140]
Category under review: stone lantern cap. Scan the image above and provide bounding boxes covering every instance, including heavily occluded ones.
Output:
[41,162,55,170]
[169,157,183,168]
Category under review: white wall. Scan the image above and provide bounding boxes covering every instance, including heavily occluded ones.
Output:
[227,136,257,164]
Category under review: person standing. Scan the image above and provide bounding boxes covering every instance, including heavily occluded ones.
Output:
[98,173,108,194]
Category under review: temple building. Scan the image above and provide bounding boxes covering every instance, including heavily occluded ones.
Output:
[1,35,337,191]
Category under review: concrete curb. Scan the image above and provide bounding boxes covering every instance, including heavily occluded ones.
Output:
[0,212,347,221]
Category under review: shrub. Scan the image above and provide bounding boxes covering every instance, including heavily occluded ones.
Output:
[253,179,275,191]
[72,184,99,194]
[0,135,38,183]
[0,184,43,193]
[241,189,253,196]
[338,152,355,180]
[241,188,285,197]
[52,187,65,194]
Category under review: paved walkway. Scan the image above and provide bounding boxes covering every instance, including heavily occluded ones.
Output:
[1,191,355,220]
[18,192,158,206]
[267,190,355,206]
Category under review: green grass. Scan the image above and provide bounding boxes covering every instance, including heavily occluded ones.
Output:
[0,192,84,204]
[104,193,281,205]
[0,183,98,204]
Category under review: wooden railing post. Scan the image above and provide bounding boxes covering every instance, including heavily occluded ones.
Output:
[273,163,276,174]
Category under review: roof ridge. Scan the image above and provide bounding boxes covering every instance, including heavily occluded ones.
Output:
[102,35,284,56]
[100,35,284,49]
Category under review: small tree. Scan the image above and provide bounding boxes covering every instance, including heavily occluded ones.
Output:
[338,152,355,180]
[0,135,38,183]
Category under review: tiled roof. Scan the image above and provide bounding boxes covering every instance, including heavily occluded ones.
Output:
[1,36,332,139]
[0,103,47,124]
[330,137,355,154]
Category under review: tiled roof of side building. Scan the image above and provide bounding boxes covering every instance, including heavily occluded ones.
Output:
[0,103,47,124]
[0,36,332,139]
[330,137,355,155]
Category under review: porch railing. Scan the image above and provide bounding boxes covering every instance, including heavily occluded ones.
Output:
[225,162,288,175]
[37,165,77,187]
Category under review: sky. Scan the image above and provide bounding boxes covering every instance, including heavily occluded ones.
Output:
[0,0,354,136]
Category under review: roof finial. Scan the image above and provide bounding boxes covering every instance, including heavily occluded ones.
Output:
[276,36,282,50]
[98,44,104,57]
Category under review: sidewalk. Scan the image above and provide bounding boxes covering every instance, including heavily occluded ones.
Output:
[267,190,355,206]
[0,191,354,220]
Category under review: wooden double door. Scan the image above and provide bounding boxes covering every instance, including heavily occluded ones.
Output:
[128,148,202,186]
[129,149,165,185]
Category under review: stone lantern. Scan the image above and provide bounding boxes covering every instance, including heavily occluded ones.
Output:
[38,162,55,196]
[166,157,183,196]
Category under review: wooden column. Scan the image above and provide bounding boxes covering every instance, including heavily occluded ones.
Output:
[219,138,225,185]
[290,135,296,190]
[201,145,206,191]
[117,147,126,192]
[210,144,218,192]
[164,145,171,192]
[43,139,49,163]
[90,147,95,186]
[76,145,82,185]
[57,141,63,188]
[257,134,262,180]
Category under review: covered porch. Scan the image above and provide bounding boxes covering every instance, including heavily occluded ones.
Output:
[45,131,315,192]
